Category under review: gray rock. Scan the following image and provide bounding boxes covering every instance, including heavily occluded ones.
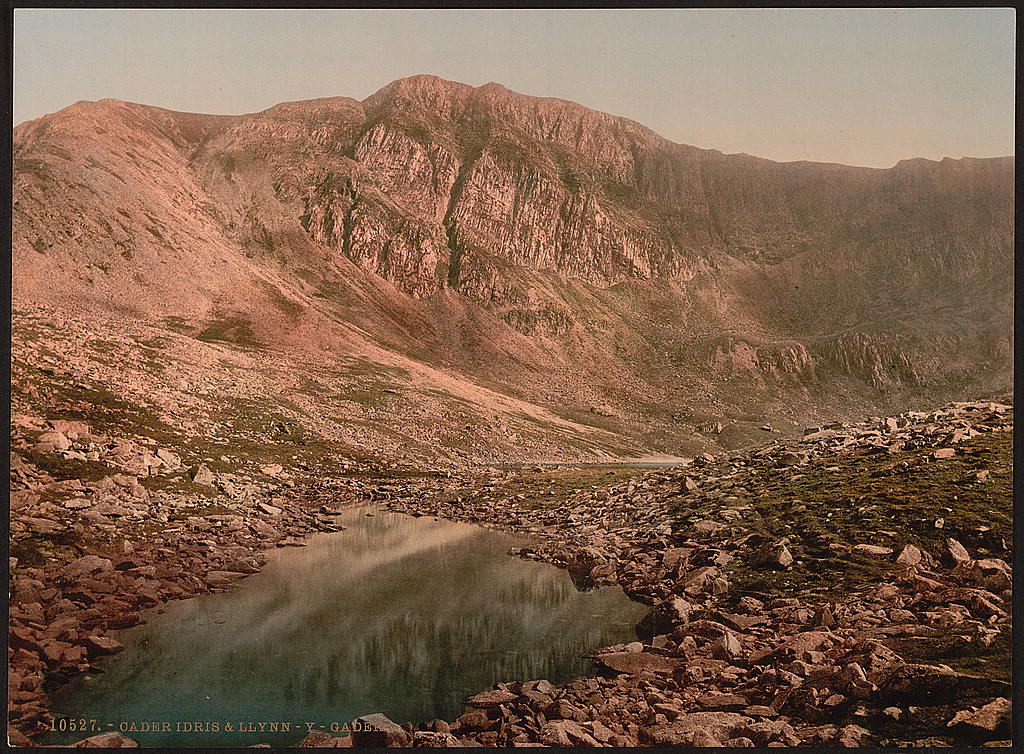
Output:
[853,544,894,557]
[896,544,922,566]
[352,713,410,747]
[190,464,216,486]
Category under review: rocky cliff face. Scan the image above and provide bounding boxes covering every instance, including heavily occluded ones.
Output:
[11,75,1013,456]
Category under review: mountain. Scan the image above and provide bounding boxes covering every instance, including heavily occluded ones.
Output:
[11,74,1014,462]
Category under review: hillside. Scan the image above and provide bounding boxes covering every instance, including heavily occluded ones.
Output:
[11,74,1013,462]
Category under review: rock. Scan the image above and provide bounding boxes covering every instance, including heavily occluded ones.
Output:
[852,544,894,557]
[538,722,572,747]
[204,570,245,586]
[932,448,956,459]
[662,547,693,571]
[36,431,72,451]
[155,449,182,469]
[190,464,216,486]
[453,709,490,732]
[637,597,694,636]
[351,714,411,747]
[692,519,723,535]
[261,464,284,476]
[22,516,63,535]
[466,688,517,707]
[540,720,599,746]
[835,724,871,747]
[944,538,972,564]
[549,699,587,722]
[642,712,751,746]
[701,693,749,711]
[879,663,962,698]
[63,498,95,510]
[594,651,681,674]
[947,698,1010,732]
[711,631,744,661]
[750,631,834,665]
[83,635,125,658]
[72,732,139,747]
[299,731,335,747]
[258,502,283,516]
[751,542,793,569]
[951,558,1007,590]
[895,544,922,566]
[222,559,261,574]
[412,731,462,747]
[738,719,801,746]
[63,555,114,578]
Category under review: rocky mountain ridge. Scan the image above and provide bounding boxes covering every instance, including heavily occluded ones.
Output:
[11,74,1014,458]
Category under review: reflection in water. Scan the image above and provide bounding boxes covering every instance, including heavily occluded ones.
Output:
[45,508,648,747]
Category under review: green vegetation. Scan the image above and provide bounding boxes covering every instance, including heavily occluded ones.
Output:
[18,448,114,484]
[667,429,1012,601]
[35,376,177,443]
[194,314,262,348]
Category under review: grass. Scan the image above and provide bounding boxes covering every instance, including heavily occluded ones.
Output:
[194,315,262,348]
[665,427,1011,600]
[19,448,115,484]
[32,376,179,445]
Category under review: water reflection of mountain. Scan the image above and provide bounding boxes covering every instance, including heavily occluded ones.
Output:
[46,510,646,746]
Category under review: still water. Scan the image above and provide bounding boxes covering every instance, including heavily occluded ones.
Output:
[44,506,647,747]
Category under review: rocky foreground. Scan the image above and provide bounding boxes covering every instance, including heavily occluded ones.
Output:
[7,400,1013,748]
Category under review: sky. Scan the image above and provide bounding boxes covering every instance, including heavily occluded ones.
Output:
[13,8,1016,168]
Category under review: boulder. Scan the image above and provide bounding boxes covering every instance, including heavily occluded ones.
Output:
[896,544,923,567]
[190,464,216,486]
[412,731,462,747]
[640,712,751,746]
[594,651,681,674]
[352,714,411,747]
[944,538,972,565]
[72,732,139,747]
[298,731,334,747]
[835,724,871,747]
[947,698,1011,732]
[853,544,893,557]
[36,431,72,451]
[466,688,517,707]
[155,449,182,469]
[711,631,744,661]
[63,555,114,578]
[83,635,125,658]
[636,597,694,637]
[750,542,793,569]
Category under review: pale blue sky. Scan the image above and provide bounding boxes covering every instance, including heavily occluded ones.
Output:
[13,8,1015,167]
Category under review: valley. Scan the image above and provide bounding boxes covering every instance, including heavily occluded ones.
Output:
[8,74,1014,748]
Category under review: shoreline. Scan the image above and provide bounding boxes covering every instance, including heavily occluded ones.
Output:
[9,400,1013,748]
